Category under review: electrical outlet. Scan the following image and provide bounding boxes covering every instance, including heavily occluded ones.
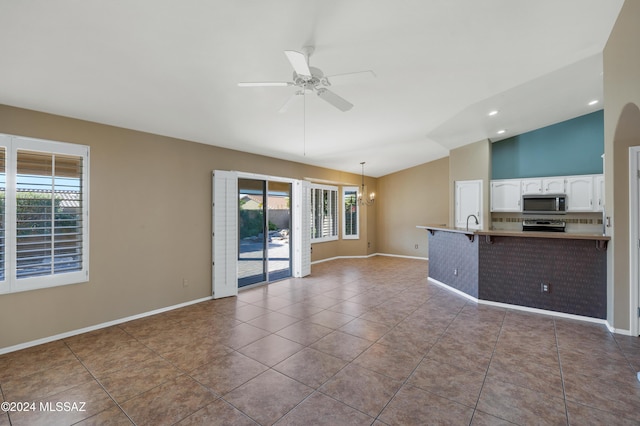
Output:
[541,283,550,293]
[415,244,419,249]
[454,268,458,276]
[183,278,189,288]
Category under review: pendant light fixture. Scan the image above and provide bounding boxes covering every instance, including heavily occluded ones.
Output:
[358,162,375,206]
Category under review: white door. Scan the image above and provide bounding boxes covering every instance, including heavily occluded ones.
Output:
[455,180,482,229]
[212,170,238,299]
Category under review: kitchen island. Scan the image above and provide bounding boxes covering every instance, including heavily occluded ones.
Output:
[418,225,610,319]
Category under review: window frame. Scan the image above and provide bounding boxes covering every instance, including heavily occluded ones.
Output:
[342,186,359,240]
[0,134,90,295]
[310,184,338,243]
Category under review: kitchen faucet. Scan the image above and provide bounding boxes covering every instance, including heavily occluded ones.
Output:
[466,214,479,231]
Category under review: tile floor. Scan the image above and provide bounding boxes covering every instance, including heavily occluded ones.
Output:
[1,256,640,425]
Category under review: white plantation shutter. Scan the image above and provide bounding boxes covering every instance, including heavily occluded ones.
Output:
[310,184,338,242]
[212,170,238,298]
[0,134,89,294]
[292,180,310,277]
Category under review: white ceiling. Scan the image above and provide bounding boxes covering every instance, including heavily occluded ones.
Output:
[0,1,624,177]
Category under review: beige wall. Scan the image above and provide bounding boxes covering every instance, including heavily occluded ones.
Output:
[603,0,640,331]
[0,105,375,349]
[449,139,492,228]
[376,158,449,257]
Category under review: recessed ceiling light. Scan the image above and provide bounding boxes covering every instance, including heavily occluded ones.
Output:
[496,129,506,135]
[488,110,499,116]
[588,100,599,106]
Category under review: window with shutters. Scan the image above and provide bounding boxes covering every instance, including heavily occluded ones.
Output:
[310,184,338,243]
[342,186,359,239]
[0,134,89,294]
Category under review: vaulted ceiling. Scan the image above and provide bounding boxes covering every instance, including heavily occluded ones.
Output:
[0,1,624,177]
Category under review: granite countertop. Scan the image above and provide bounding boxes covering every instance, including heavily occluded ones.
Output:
[416,225,610,241]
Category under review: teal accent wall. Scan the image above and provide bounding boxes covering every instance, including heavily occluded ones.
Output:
[491,110,604,179]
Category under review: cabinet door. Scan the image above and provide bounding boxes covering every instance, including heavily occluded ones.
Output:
[491,180,521,212]
[521,179,542,195]
[594,175,605,212]
[455,180,482,229]
[566,176,594,211]
[543,178,566,194]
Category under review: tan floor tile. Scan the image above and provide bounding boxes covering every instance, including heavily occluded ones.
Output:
[224,369,313,425]
[566,400,639,425]
[8,380,116,426]
[98,357,182,403]
[238,334,304,367]
[190,351,268,395]
[214,323,271,350]
[476,378,568,425]
[307,310,356,329]
[2,358,92,401]
[75,405,134,425]
[353,343,423,381]
[274,347,347,388]
[275,320,333,345]
[275,302,325,319]
[120,375,216,426]
[276,392,373,425]
[319,364,402,418]
[379,385,474,425]
[310,331,373,361]
[161,338,233,371]
[339,318,392,341]
[177,398,258,425]
[246,311,301,332]
[0,341,77,382]
[407,358,485,407]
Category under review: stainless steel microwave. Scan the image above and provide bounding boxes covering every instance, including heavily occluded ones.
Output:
[522,194,567,214]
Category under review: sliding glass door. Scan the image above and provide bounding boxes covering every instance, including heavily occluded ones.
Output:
[238,179,291,287]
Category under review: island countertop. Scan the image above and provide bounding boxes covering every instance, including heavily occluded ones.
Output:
[416,224,610,241]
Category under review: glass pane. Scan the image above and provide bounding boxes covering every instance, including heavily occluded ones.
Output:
[16,151,83,279]
[344,189,358,236]
[54,154,83,274]
[238,178,266,287]
[267,181,291,281]
[16,151,53,278]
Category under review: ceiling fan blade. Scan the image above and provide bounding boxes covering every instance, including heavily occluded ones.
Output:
[316,88,353,112]
[323,70,376,86]
[284,50,311,77]
[238,81,292,87]
[278,91,304,113]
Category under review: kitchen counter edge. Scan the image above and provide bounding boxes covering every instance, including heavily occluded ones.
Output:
[416,225,610,241]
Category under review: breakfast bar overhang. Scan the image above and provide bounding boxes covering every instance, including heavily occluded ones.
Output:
[418,225,611,319]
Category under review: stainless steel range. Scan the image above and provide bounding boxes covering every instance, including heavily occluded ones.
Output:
[522,219,566,232]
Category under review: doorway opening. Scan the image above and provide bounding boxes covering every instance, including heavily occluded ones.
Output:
[238,178,292,288]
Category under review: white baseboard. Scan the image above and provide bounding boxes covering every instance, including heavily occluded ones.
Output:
[311,253,427,265]
[427,277,626,334]
[0,296,213,355]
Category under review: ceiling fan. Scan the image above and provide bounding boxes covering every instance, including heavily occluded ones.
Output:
[238,46,375,112]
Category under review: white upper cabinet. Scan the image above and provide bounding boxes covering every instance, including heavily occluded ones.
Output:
[491,180,522,212]
[491,174,602,213]
[594,175,605,212]
[566,175,594,211]
[521,179,542,194]
[542,178,566,194]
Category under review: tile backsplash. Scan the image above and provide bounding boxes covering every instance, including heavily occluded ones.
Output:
[491,213,604,234]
